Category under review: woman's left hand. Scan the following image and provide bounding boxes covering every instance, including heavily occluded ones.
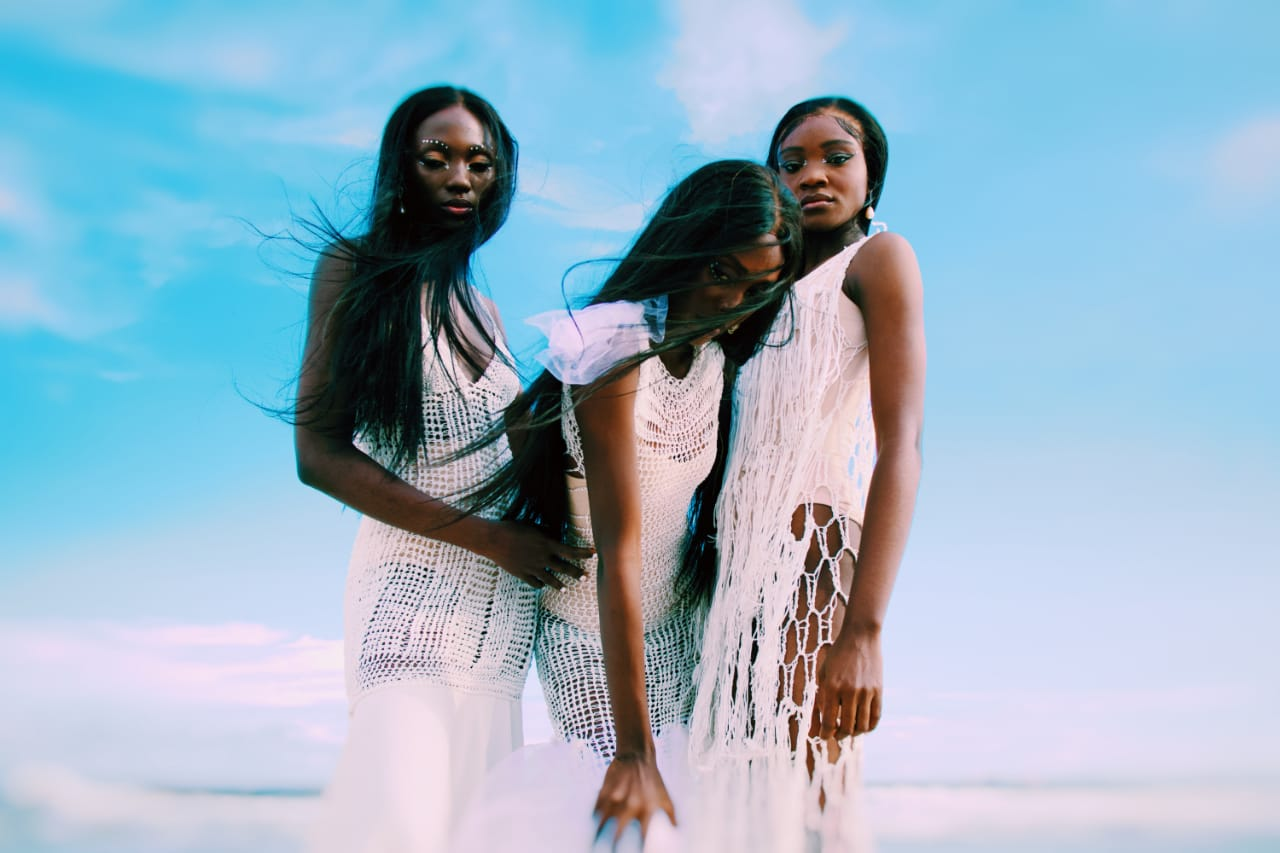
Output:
[814,626,883,740]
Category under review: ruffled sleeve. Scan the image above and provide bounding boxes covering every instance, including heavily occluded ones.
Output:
[526,296,667,385]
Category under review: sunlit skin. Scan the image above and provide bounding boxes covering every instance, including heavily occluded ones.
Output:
[581,237,784,845]
[408,105,496,229]
[773,110,925,770]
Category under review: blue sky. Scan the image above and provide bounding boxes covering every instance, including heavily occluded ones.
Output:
[1,0,1278,798]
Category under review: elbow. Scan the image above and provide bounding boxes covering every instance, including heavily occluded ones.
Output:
[294,434,332,490]
[879,428,924,472]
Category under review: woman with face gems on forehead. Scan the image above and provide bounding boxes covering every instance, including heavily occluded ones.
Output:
[687,97,926,851]
[293,86,591,853]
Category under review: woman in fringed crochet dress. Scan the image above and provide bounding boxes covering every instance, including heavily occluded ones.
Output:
[292,86,591,853]
[450,159,803,853]
[688,96,926,852]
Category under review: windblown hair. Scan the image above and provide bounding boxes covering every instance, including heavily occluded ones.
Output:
[295,85,518,470]
[466,159,804,603]
[767,96,888,237]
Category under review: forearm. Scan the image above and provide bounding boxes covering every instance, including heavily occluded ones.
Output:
[296,430,493,553]
[842,439,921,636]
[596,546,654,758]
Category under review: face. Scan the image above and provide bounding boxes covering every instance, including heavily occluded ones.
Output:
[408,105,496,228]
[668,234,787,345]
[776,111,870,232]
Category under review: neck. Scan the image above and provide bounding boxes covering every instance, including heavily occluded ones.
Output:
[657,342,695,379]
[802,220,866,274]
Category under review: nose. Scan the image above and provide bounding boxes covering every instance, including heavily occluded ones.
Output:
[718,285,749,312]
[444,161,472,192]
[796,162,826,189]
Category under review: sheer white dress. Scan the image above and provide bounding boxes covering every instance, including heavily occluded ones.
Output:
[688,237,877,852]
[451,342,724,853]
[309,301,534,853]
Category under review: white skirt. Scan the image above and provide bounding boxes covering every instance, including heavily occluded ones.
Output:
[308,683,523,853]
[450,728,691,853]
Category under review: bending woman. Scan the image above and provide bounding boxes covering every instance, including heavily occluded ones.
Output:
[451,159,802,851]
[294,86,589,853]
[689,96,926,851]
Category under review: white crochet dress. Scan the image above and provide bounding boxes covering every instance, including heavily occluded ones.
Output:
[310,304,534,853]
[688,237,877,852]
[450,342,724,852]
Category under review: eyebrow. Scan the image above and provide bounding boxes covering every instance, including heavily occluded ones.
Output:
[418,139,494,157]
[718,254,785,280]
[778,139,859,156]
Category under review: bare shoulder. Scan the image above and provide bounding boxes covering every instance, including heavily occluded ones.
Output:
[844,231,922,304]
[311,241,359,303]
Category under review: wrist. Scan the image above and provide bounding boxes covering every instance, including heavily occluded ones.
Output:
[441,515,495,556]
[612,735,656,762]
[838,617,882,643]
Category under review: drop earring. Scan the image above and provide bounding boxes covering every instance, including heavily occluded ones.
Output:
[863,205,875,221]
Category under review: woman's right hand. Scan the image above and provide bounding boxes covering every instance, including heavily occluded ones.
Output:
[477,520,593,589]
[593,753,676,848]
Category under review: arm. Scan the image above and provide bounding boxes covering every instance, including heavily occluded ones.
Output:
[573,367,676,843]
[294,250,587,587]
[816,231,926,739]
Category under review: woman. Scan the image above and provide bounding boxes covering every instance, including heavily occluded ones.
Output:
[293,85,590,853]
[451,159,803,852]
[688,96,926,851]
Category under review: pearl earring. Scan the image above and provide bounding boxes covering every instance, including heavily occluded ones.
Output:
[864,205,875,221]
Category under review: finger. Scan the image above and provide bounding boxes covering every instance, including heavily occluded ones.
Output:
[615,811,640,847]
[869,690,883,732]
[552,540,596,562]
[817,687,838,740]
[593,814,611,845]
[521,574,545,590]
[854,689,872,736]
[664,799,678,827]
[547,555,587,579]
[835,692,855,740]
[531,567,565,590]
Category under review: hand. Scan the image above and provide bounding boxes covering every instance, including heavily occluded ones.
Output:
[477,520,594,590]
[814,626,883,740]
[593,752,676,849]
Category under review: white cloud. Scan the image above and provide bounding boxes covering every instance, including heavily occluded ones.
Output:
[520,163,651,233]
[0,621,344,710]
[0,277,69,333]
[1209,115,1280,205]
[659,0,848,145]
[0,621,347,788]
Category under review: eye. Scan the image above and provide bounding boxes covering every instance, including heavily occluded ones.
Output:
[708,260,731,282]
[779,159,804,174]
[469,161,493,174]
[824,152,854,166]
[418,156,447,170]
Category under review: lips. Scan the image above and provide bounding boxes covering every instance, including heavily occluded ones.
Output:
[800,194,836,210]
[440,199,475,216]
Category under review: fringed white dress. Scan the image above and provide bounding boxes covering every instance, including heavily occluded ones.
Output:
[309,308,533,853]
[451,342,724,853]
[688,237,877,852]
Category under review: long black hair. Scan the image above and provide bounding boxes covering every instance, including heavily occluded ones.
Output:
[295,85,518,470]
[465,159,804,603]
[766,96,888,237]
